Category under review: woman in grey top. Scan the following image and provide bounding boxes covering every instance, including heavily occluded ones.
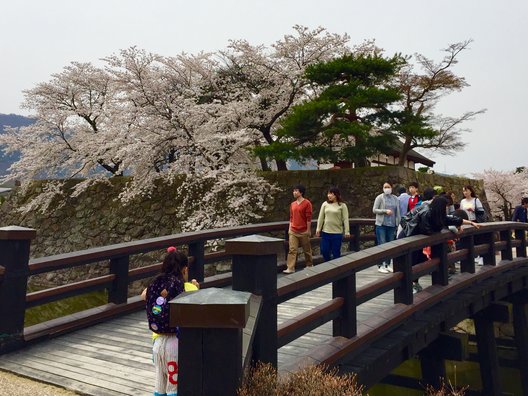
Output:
[372,182,401,273]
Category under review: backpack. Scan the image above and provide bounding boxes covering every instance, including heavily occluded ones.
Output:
[146,274,184,334]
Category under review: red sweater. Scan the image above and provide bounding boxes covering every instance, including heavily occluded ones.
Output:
[289,199,312,233]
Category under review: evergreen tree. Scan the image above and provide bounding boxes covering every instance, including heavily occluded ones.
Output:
[254,53,405,167]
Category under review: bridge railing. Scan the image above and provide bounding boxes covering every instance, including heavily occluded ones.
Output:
[0,219,374,353]
[170,221,528,393]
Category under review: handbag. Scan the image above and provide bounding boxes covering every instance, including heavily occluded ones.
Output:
[474,198,489,223]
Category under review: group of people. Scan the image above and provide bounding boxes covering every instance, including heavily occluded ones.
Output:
[373,182,483,274]
[283,184,351,273]
[141,181,528,395]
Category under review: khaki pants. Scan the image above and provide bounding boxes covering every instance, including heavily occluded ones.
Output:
[286,230,313,271]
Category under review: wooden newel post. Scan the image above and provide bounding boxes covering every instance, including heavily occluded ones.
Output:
[170,288,252,396]
[0,226,36,353]
[226,235,283,368]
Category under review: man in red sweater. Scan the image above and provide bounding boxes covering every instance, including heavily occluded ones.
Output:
[284,185,313,273]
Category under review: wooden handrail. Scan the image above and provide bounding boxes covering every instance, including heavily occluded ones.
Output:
[25,275,115,308]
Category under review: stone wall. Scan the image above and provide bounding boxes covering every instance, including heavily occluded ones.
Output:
[0,167,486,260]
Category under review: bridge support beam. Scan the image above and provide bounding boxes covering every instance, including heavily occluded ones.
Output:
[511,293,528,395]
[419,331,469,389]
[0,226,36,354]
[473,309,502,396]
[227,234,283,368]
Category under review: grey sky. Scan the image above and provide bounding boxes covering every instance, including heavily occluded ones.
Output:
[1,0,526,176]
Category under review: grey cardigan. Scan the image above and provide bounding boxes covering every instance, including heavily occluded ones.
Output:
[372,193,401,227]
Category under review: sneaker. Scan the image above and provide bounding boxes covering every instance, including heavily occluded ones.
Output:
[283,269,295,274]
[476,256,484,266]
[386,264,394,273]
[378,265,389,274]
[412,282,423,294]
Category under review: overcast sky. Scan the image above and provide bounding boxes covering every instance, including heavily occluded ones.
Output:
[1,0,526,176]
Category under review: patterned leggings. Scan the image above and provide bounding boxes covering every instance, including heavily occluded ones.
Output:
[152,335,179,396]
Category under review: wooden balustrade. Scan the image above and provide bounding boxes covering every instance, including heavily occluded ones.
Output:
[2,220,528,394]
[0,219,374,352]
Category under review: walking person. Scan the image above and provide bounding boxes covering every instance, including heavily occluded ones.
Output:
[397,186,410,216]
[408,182,421,212]
[460,185,486,222]
[284,184,313,273]
[373,182,401,273]
[512,197,528,222]
[316,187,350,261]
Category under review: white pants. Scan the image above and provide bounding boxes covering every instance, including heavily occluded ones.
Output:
[152,335,179,396]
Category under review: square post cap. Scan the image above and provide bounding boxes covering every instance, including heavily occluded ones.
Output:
[170,288,252,328]
[0,226,36,240]
[225,234,283,256]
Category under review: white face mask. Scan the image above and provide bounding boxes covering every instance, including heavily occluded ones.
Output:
[383,187,392,195]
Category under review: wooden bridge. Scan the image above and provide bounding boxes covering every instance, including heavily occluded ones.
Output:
[0,220,527,395]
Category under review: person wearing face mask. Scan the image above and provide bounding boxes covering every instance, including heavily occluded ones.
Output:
[372,182,401,273]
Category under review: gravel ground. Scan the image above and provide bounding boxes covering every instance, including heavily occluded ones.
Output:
[0,369,78,395]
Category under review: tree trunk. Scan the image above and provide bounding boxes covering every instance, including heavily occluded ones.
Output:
[259,156,270,171]
[355,157,369,168]
[398,138,412,167]
[275,159,288,171]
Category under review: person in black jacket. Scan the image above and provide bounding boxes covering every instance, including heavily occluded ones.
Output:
[512,197,528,223]
[398,196,479,293]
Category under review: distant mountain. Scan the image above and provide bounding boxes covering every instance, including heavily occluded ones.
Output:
[0,113,36,177]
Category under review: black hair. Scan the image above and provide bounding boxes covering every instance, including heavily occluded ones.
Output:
[397,186,406,195]
[161,250,189,281]
[327,186,343,204]
[422,187,436,201]
[409,182,419,189]
[522,197,528,205]
[293,184,306,196]
[463,185,477,198]
[429,196,449,231]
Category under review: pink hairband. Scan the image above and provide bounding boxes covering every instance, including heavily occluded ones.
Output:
[167,246,177,253]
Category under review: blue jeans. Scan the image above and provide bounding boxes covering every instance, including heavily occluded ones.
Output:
[320,232,343,261]
[375,225,396,266]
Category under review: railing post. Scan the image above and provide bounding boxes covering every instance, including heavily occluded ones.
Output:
[500,229,513,261]
[431,241,449,286]
[226,235,283,368]
[108,256,129,304]
[393,252,413,304]
[481,230,496,266]
[170,288,251,396]
[349,223,361,252]
[188,240,205,283]
[460,234,475,273]
[0,226,36,353]
[332,274,357,337]
[515,228,527,258]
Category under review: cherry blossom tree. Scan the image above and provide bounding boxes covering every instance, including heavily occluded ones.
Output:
[475,168,528,220]
[0,48,276,229]
[214,25,354,170]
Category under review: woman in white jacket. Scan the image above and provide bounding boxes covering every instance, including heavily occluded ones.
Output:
[372,182,401,273]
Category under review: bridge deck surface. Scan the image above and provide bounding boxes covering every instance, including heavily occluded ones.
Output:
[0,267,433,396]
